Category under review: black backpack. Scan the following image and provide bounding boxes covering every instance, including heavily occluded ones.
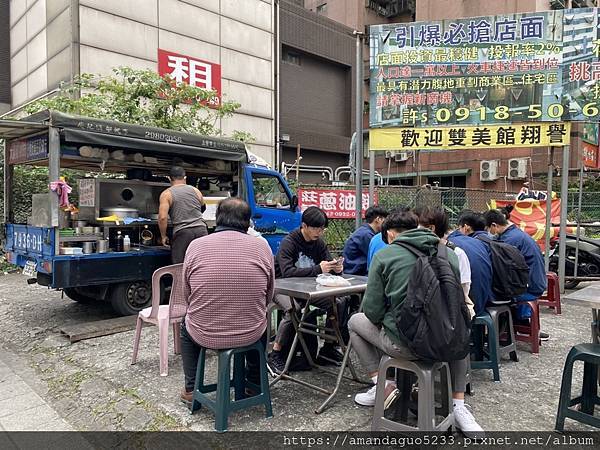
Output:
[476,235,529,301]
[394,242,471,362]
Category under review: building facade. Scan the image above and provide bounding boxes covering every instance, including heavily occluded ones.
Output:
[5,0,276,164]
[278,0,357,183]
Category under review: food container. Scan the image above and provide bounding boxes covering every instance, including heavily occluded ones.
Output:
[82,242,94,254]
[60,247,83,255]
[82,226,95,234]
[74,220,87,228]
[75,227,84,235]
[100,207,139,219]
[94,227,102,235]
[141,228,154,246]
[97,240,109,253]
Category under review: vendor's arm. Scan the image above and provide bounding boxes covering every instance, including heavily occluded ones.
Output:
[193,187,205,212]
[158,190,172,246]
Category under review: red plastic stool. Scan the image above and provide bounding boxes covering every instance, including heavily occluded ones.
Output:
[512,300,541,354]
[539,272,561,315]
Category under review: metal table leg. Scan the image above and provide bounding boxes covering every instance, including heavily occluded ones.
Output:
[270,296,368,409]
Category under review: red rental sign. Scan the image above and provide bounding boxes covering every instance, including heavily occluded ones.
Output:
[157,48,222,107]
[298,189,378,219]
[582,141,599,169]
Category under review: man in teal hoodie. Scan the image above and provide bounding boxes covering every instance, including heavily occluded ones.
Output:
[348,209,483,437]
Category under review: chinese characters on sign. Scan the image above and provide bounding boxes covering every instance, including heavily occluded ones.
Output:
[369,122,570,151]
[8,135,48,164]
[370,8,600,127]
[158,48,222,107]
[297,189,378,219]
[583,141,599,168]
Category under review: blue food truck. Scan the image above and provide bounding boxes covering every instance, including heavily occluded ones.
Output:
[1,111,301,315]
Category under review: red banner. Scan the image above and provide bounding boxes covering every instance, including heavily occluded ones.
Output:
[491,199,575,251]
[298,189,378,219]
[158,48,221,107]
[582,141,599,169]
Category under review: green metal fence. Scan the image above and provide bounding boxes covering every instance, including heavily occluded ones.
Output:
[300,184,600,255]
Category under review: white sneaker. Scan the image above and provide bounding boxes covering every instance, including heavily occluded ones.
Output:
[354,384,398,407]
[454,404,484,438]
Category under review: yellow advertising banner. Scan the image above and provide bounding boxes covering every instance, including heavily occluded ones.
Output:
[369,122,571,151]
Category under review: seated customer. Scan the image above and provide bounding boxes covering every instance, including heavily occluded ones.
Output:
[483,206,548,337]
[342,206,388,276]
[268,206,346,373]
[448,210,495,315]
[179,198,274,402]
[350,209,483,436]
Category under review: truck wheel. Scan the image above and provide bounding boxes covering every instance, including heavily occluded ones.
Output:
[63,288,96,304]
[110,281,152,316]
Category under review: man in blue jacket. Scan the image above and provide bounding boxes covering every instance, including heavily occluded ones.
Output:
[448,210,494,315]
[484,207,548,338]
[343,206,388,276]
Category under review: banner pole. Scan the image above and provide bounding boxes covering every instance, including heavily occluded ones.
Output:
[544,147,554,272]
[558,144,570,293]
[574,161,584,279]
[354,31,364,229]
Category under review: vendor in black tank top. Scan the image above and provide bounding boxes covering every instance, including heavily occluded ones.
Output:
[159,166,208,263]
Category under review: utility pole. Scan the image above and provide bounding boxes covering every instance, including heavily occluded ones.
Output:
[558,145,570,293]
[354,30,364,229]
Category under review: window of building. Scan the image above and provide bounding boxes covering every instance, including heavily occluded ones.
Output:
[282,51,301,66]
[316,3,327,14]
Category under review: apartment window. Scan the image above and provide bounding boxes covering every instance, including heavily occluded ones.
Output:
[282,51,301,66]
[316,3,327,14]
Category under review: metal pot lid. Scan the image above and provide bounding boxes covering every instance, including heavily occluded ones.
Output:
[101,207,139,214]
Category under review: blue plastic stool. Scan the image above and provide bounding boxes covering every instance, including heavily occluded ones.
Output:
[471,312,500,382]
[190,340,273,432]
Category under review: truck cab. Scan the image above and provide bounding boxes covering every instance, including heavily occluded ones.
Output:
[1,111,301,315]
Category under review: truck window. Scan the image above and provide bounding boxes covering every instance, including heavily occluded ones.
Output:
[252,173,290,209]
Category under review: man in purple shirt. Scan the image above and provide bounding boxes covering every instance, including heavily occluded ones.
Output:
[179,198,275,404]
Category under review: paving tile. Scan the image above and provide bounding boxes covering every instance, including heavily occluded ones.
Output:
[0,405,63,431]
[0,392,44,418]
[0,381,31,400]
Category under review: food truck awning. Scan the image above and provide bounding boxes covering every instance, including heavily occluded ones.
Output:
[2,111,249,163]
[0,119,47,140]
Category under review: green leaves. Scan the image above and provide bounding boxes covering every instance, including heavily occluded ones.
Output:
[22,67,250,140]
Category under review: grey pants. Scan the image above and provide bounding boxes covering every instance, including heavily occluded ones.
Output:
[272,293,347,349]
[348,313,467,393]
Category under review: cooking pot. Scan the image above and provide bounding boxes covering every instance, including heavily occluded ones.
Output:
[100,207,139,219]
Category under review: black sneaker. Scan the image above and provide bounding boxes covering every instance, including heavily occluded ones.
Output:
[539,331,549,341]
[316,345,344,366]
[267,351,287,375]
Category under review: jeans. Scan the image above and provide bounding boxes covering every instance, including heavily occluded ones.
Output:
[180,322,267,392]
[514,292,538,320]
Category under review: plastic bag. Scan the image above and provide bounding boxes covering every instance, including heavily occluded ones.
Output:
[316,274,351,287]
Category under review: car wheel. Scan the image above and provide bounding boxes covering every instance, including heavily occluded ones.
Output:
[110,281,152,316]
[564,280,580,290]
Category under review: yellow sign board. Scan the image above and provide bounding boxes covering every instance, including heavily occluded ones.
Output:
[369,122,571,151]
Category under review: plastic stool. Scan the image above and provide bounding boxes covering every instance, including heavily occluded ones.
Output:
[487,305,519,362]
[555,343,600,431]
[371,356,453,432]
[540,272,561,315]
[471,312,500,382]
[512,300,541,354]
[190,340,273,432]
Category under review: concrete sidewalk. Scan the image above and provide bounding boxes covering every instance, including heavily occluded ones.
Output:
[0,349,72,431]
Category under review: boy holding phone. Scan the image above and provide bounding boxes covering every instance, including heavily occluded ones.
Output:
[268,207,349,373]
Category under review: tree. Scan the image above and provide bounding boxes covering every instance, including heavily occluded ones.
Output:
[21,66,253,142]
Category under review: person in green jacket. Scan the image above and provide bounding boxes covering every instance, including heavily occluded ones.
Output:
[348,208,483,437]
